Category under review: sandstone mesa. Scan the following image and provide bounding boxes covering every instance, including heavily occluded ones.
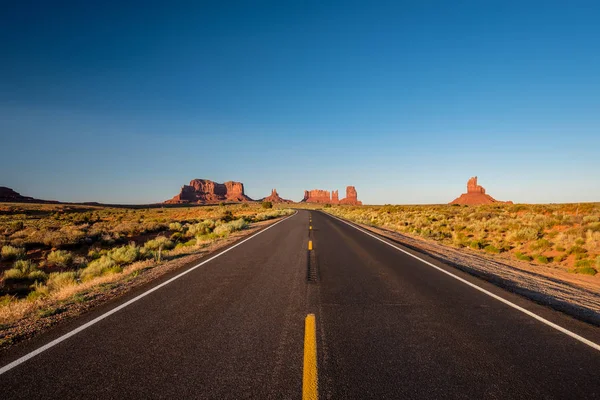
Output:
[301,186,362,205]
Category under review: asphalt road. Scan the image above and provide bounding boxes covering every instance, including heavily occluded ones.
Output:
[1,210,600,399]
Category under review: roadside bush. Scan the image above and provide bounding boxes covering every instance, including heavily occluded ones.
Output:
[510,228,539,242]
[46,250,73,267]
[530,239,551,251]
[188,220,215,236]
[81,256,122,281]
[515,252,532,262]
[484,245,500,254]
[1,245,26,260]
[107,244,140,265]
[46,271,78,292]
[262,201,273,209]
[535,255,550,264]
[214,218,248,236]
[3,260,47,282]
[169,222,183,232]
[143,237,174,251]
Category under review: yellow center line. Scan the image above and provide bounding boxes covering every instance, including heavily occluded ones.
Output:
[303,314,318,400]
[308,240,313,251]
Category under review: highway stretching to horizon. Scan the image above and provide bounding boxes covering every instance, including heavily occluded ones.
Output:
[1,210,600,399]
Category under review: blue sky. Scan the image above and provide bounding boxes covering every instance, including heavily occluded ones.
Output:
[1,1,599,204]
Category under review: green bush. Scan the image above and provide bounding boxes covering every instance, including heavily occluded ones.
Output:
[575,259,594,268]
[1,245,26,260]
[106,244,140,265]
[81,256,122,281]
[261,201,273,209]
[511,228,539,241]
[169,222,183,232]
[567,246,587,255]
[484,245,500,254]
[530,239,551,251]
[188,220,215,236]
[573,266,597,276]
[214,218,248,236]
[515,252,532,262]
[3,260,47,282]
[143,237,174,251]
[46,250,73,267]
[47,271,78,291]
[535,255,550,264]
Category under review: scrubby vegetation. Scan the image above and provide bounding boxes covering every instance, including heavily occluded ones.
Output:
[0,202,293,326]
[325,203,600,276]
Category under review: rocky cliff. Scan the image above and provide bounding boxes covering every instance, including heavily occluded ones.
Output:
[165,179,254,204]
[449,177,512,205]
[301,186,362,205]
[260,189,293,203]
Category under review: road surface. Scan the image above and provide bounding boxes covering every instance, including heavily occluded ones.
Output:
[1,210,600,399]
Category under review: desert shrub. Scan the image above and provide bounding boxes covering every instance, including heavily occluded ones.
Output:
[261,201,273,209]
[530,239,551,251]
[46,250,73,267]
[567,246,587,255]
[484,245,500,254]
[324,204,332,208]
[555,246,566,252]
[575,259,594,268]
[81,256,122,281]
[88,248,102,260]
[3,260,47,282]
[515,252,532,262]
[46,271,78,291]
[573,266,597,276]
[535,255,550,264]
[510,228,539,242]
[107,244,140,265]
[27,282,49,301]
[169,222,183,232]
[554,253,567,263]
[597,256,600,268]
[1,245,25,260]
[214,218,248,236]
[188,220,215,236]
[143,237,174,251]
[469,240,485,250]
[170,232,184,241]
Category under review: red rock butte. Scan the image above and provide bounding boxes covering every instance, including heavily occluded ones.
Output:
[301,186,362,205]
[165,179,254,204]
[449,177,512,205]
[260,189,293,204]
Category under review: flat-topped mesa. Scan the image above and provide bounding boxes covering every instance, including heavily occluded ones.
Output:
[0,186,57,204]
[165,179,253,204]
[261,188,293,203]
[301,186,362,205]
[450,176,512,205]
[302,189,332,203]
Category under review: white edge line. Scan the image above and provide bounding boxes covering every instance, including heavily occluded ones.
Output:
[0,211,298,375]
[324,211,600,352]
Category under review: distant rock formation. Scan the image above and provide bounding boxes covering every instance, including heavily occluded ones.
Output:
[0,187,57,204]
[339,186,361,205]
[260,189,293,203]
[301,186,362,205]
[165,179,254,204]
[450,177,512,205]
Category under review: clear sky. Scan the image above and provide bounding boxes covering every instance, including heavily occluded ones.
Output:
[1,1,599,205]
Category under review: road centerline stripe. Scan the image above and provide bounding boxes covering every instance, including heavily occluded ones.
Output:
[303,313,318,400]
[0,211,298,376]
[325,212,600,352]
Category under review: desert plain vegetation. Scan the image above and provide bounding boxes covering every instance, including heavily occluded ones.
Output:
[0,202,292,345]
[324,203,600,276]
